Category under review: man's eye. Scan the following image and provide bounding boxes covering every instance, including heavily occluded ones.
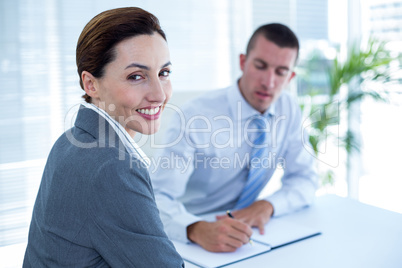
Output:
[255,63,265,70]
[276,69,289,76]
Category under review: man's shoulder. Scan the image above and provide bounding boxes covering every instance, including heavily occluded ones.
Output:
[275,90,300,113]
[278,90,296,103]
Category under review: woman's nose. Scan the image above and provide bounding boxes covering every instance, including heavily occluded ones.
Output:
[148,78,167,103]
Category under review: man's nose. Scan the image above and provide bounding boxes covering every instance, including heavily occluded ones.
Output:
[261,69,275,89]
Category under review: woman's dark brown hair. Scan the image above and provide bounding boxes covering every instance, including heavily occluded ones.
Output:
[76,7,166,103]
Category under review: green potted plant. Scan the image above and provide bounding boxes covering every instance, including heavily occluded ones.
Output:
[299,38,399,188]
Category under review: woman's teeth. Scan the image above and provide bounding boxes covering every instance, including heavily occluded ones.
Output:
[137,106,160,115]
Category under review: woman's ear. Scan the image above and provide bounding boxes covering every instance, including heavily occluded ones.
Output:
[82,71,99,99]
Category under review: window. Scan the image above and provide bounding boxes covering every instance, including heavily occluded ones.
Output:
[6,1,400,267]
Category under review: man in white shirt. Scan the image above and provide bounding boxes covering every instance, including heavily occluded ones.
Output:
[151,23,318,252]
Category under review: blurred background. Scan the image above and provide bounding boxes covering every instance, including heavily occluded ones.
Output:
[1,0,401,266]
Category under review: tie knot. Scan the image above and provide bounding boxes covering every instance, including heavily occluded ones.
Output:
[249,115,267,147]
[251,115,267,130]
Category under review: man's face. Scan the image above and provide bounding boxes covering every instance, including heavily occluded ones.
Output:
[238,35,297,113]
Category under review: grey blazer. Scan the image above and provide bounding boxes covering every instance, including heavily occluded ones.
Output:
[23,106,184,267]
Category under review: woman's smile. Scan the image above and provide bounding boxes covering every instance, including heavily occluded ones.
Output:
[136,105,162,119]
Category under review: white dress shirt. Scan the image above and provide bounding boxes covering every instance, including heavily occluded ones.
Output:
[150,84,318,243]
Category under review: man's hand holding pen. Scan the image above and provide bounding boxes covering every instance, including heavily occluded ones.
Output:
[217,200,274,235]
[186,200,273,252]
[186,218,253,252]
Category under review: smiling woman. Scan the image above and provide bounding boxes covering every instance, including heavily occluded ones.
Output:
[22,7,184,267]
[81,34,172,136]
[77,8,173,137]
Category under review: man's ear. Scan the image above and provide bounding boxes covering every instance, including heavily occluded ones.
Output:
[239,54,247,72]
[82,71,99,99]
[288,71,296,82]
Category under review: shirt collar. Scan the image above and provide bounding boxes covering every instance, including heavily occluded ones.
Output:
[227,81,276,121]
[81,102,150,168]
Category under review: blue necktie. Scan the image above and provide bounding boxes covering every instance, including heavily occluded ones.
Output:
[235,115,268,209]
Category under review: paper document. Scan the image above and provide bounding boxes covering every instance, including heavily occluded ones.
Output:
[173,213,321,267]
[172,240,270,268]
[252,218,321,249]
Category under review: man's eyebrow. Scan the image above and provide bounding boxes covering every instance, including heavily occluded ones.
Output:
[125,61,172,70]
[254,58,290,70]
[277,66,290,71]
[254,59,267,66]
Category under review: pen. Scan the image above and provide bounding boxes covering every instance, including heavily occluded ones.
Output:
[226,210,254,245]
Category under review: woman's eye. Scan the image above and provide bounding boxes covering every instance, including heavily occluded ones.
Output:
[159,69,171,77]
[128,74,142,81]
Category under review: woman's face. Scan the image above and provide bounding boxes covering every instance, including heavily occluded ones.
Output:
[88,34,172,136]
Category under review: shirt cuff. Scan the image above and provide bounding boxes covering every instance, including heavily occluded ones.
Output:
[265,193,289,217]
[165,213,202,243]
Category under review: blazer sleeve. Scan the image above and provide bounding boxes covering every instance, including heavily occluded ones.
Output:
[88,155,184,267]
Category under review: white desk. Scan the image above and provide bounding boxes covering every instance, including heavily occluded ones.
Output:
[184,195,402,268]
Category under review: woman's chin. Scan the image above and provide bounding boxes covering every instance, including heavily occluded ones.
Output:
[134,121,160,136]
[140,127,159,135]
